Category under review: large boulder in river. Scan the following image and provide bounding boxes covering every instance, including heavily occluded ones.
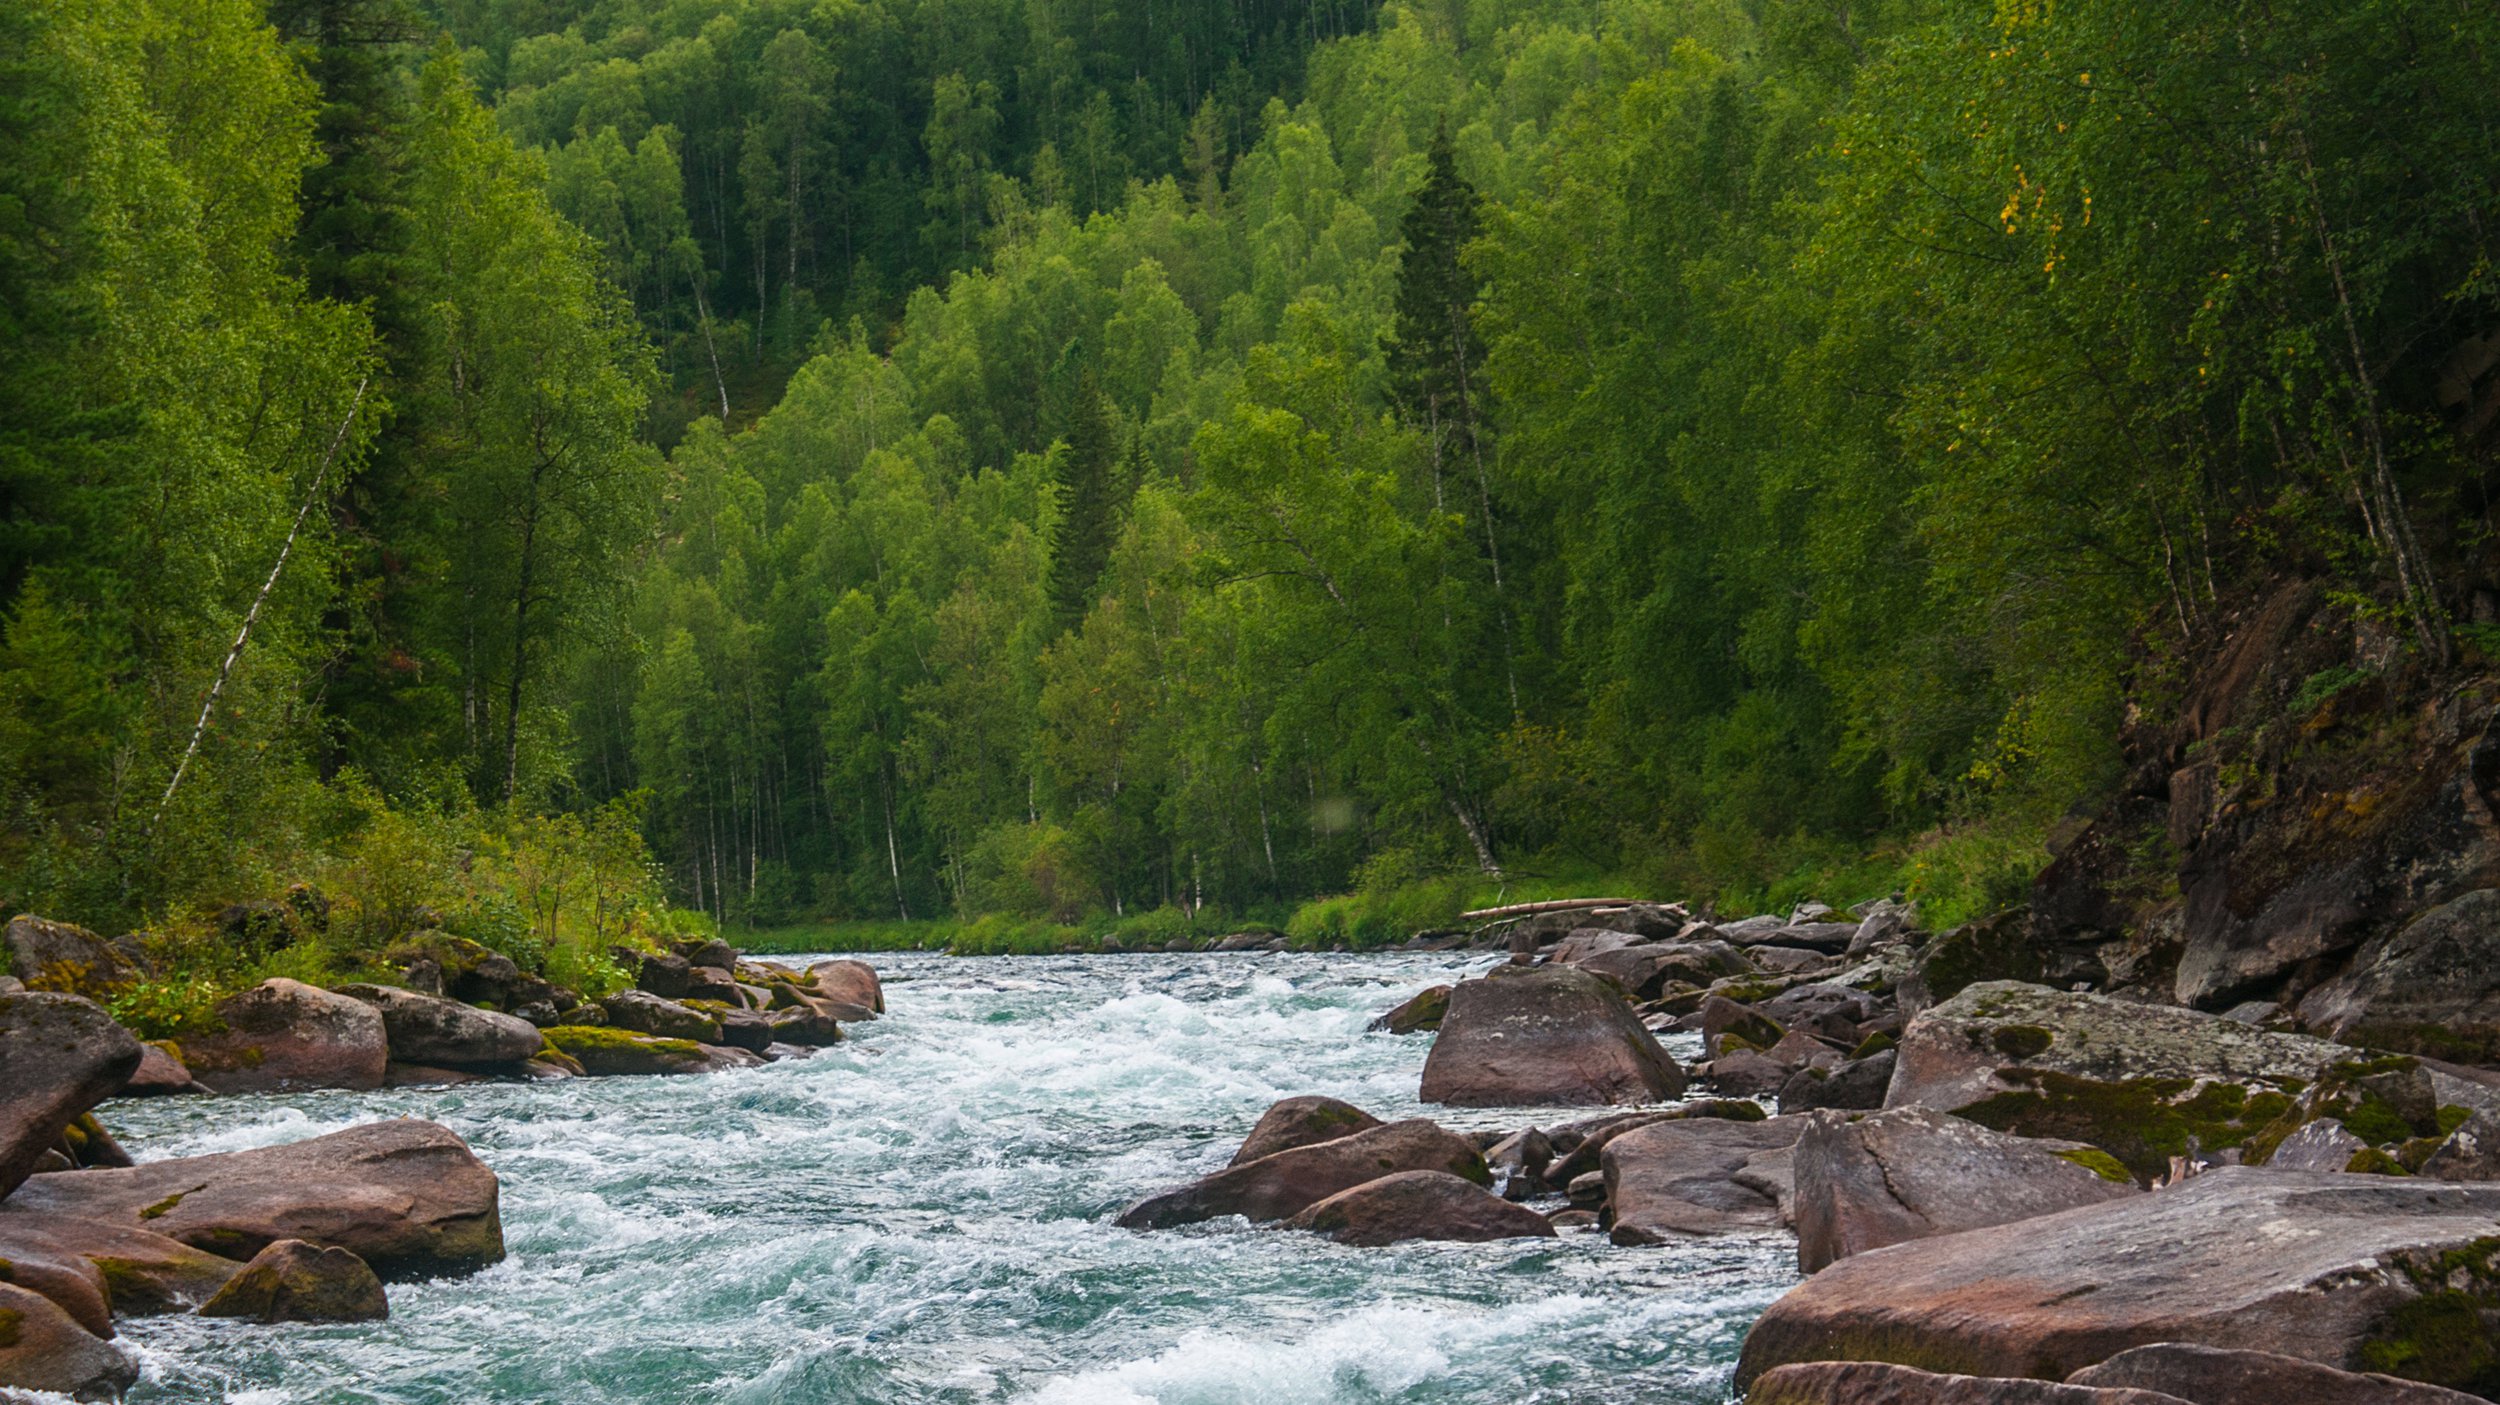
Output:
[0,993,141,1200]
[180,978,389,1093]
[2067,1343,2490,1404]
[1749,1361,2194,1404]
[337,983,544,1068]
[1283,1169,1557,1246]
[196,1239,388,1323]
[3,1119,502,1278]
[1,915,138,1001]
[120,1041,201,1097]
[1367,985,1450,1034]
[807,959,883,1016]
[600,990,721,1043]
[1571,941,1751,1000]
[1886,982,2351,1180]
[0,1280,135,1401]
[1792,1106,2137,1273]
[1735,1167,2500,1394]
[1229,1096,1383,1165]
[1116,1119,1489,1229]
[542,1026,761,1075]
[1601,1114,1805,1243]
[0,1213,241,1314]
[2297,889,2500,1062]
[1418,965,1685,1107]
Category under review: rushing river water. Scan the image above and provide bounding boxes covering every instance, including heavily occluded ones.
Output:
[104,951,1792,1404]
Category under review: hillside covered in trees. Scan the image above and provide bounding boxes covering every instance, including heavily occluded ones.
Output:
[7,0,2500,960]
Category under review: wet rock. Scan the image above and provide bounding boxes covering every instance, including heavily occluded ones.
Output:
[1368,985,1450,1034]
[1283,1169,1557,1246]
[2298,889,2500,1063]
[336,984,544,1068]
[180,979,389,1094]
[1735,1167,2500,1393]
[0,1214,242,1314]
[1230,1096,1384,1166]
[1,916,138,1002]
[2068,1342,2490,1403]
[0,1280,135,1401]
[196,1239,388,1323]
[0,993,142,1200]
[600,991,721,1043]
[1792,1106,2138,1273]
[1487,1128,1553,1195]
[118,1042,200,1098]
[5,1119,503,1279]
[383,1063,489,1088]
[543,1026,762,1075]
[1748,1361,2193,1404]
[1419,966,1685,1107]
[1779,1050,1896,1113]
[807,960,884,1016]
[1115,1120,1489,1229]
[1602,1115,1805,1243]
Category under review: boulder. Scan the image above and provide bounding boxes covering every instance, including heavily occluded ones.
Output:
[0,1281,135,1401]
[1735,1167,2500,1394]
[685,938,738,972]
[715,1009,775,1053]
[600,990,721,1043]
[1601,1115,1806,1243]
[0,1214,242,1314]
[1780,1051,1897,1113]
[1367,985,1450,1034]
[1792,1107,2138,1273]
[807,959,884,1016]
[5,1119,502,1279]
[336,984,544,1068]
[1761,923,1862,954]
[542,1026,761,1075]
[1748,1361,2193,1404]
[1115,1119,1488,1230]
[0,994,141,1200]
[1549,928,1642,965]
[1764,984,1884,1044]
[1886,982,2352,1180]
[2068,1342,2490,1404]
[2267,1118,2369,1173]
[1700,995,1785,1056]
[635,952,693,998]
[1282,1169,1558,1246]
[196,1239,388,1323]
[766,1007,845,1047]
[1,916,137,1001]
[180,978,389,1094]
[1229,1096,1384,1166]
[2298,889,2500,1063]
[0,1230,110,1338]
[118,1042,200,1097]
[1574,941,1752,999]
[1418,966,1686,1107]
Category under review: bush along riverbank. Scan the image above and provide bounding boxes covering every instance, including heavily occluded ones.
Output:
[0,912,887,1396]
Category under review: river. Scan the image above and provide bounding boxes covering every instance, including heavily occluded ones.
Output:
[105,951,1793,1404]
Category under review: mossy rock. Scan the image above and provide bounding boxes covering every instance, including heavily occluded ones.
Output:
[1956,1069,2296,1183]
[542,1025,712,1076]
[2051,1147,2133,1184]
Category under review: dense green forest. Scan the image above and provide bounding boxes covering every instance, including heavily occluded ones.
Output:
[7,0,2499,971]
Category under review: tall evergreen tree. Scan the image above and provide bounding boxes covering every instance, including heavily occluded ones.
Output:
[1047,381,1121,632]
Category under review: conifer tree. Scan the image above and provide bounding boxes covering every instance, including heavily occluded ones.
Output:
[1047,381,1121,632]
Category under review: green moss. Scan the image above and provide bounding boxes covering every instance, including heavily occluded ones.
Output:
[2051,1147,2133,1183]
[2358,1292,2500,1390]
[2344,1146,2411,1175]
[1956,1070,2292,1183]
[1991,1024,2054,1059]
[2346,1094,2420,1145]
[1849,1031,1897,1060]
[543,1026,701,1058]
[2438,1105,2475,1136]
[0,1305,19,1348]
[140,1188,194,1220]
[1716,1032,1762,1054]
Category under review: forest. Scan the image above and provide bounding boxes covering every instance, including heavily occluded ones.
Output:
[6,0,2499,974]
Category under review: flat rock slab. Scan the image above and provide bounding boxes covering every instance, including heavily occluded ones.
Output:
[5,1118,502,1279]
[1794,1107,2137,1273]
[2067,1343,2491,1404]
[0,1212,241,1314]
[181,978,388,1093]
[0,992,141,1199]
[1602,1115,1804,1243]
[1230,1096,1382,1166]
[1283,1169,1557,1246]
[1736,1167,2500,1393]
[1117,1119,1488,1229]
[1419,965,1685,1107]
[1749,1360,2193,1404]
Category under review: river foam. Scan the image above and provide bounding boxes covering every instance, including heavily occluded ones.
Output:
[103,951,1789,1403]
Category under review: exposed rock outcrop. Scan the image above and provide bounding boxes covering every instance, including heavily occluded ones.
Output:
[1792,1107,2137,1273]
[0,993,141,1200]
[1748,1361,2194,1404]
[1,917,138,1003]
[1229,1096,1383,1166]
[337,984,545,1068]
[196,1239,388,1323]
[0,1280,135,1401]
[180,978,389,1094]
[1601,1115,1804,1243]
[1282,1169,1557,1246]
[1115,1119,1489,1229]
[1419,965,1685,1107]
[2066,1342,2491,1404]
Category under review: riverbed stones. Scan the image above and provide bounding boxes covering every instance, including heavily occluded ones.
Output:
[4,1119,503,1279]
[1,916,138,1002]
[1367,985,1450,1034]
[2297,889,2500,1063]
[1115,1119,1489,1229]
[0,1280,136,1401]
[1601,1115,1804,1243]
[1780,1050,1896,1112]
[196,1239,388,1323]
[807,960,884,1016]
[1747,1361,2195,1404]
[0,993,142,1200]
[1419,965,1686,1107]
[1282,1169,1557,1246]
[1791,1107,2137,1273]
[336,984,544,1068]
[180,978,389,1094]
[1572,941,1752,1000]
[1230,1096,1383,1165]
[1734,1167,2500,1393]
[2066,1343,2492,1404]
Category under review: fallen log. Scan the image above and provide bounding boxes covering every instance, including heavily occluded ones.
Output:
[1459,898,1652,922]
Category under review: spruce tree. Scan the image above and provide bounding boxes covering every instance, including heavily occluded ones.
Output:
[1047,379,1122,632]
[1387,118,1489,499]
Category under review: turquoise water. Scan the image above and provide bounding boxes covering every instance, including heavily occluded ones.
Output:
[105,952,1792,1404]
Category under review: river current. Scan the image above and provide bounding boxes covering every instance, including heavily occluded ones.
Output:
[105,951,1793,1404]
